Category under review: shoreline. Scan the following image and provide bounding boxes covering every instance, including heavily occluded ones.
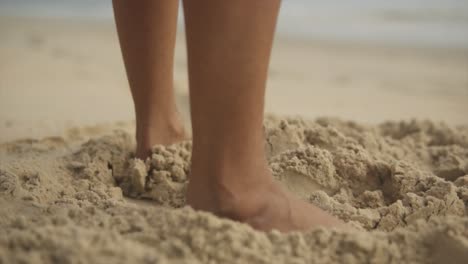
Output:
[3,14,468,52]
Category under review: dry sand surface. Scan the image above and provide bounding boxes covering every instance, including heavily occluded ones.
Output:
[1,117,468,263]
[1,16,468,142]
[1,16,468,263]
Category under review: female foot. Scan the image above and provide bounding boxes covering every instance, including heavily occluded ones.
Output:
[187,163,344,232]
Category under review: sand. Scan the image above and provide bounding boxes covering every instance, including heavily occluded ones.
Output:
[1,16,468,143]
[1,116,467,263]
[1,15,468,263]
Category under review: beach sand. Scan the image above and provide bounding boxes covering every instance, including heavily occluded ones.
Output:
[0,16,467,263]
[1,16,467,142]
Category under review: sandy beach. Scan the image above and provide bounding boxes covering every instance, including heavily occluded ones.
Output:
[1,16,467,263]
[1,16,467,142]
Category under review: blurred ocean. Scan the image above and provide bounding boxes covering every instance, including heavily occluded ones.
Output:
[1,0,468,48]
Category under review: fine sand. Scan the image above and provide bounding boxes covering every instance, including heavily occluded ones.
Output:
[1,116,467,263]
[1,16,468,263]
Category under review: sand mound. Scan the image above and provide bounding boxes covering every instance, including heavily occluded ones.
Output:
[1,117,467,263]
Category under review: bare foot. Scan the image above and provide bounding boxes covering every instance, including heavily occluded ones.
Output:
[135,111,187,159]
[187,165,344,232]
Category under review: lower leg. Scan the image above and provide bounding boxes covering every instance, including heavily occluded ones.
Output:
[113,0,186,159]
[183,0,342,232]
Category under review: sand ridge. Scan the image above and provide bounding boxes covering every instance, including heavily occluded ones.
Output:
[0,116,467,263]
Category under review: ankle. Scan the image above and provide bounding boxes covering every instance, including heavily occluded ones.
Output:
[187,164,274,220]
[135,111,187,158]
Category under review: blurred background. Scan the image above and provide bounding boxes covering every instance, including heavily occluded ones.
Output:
[1,0,467,142]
